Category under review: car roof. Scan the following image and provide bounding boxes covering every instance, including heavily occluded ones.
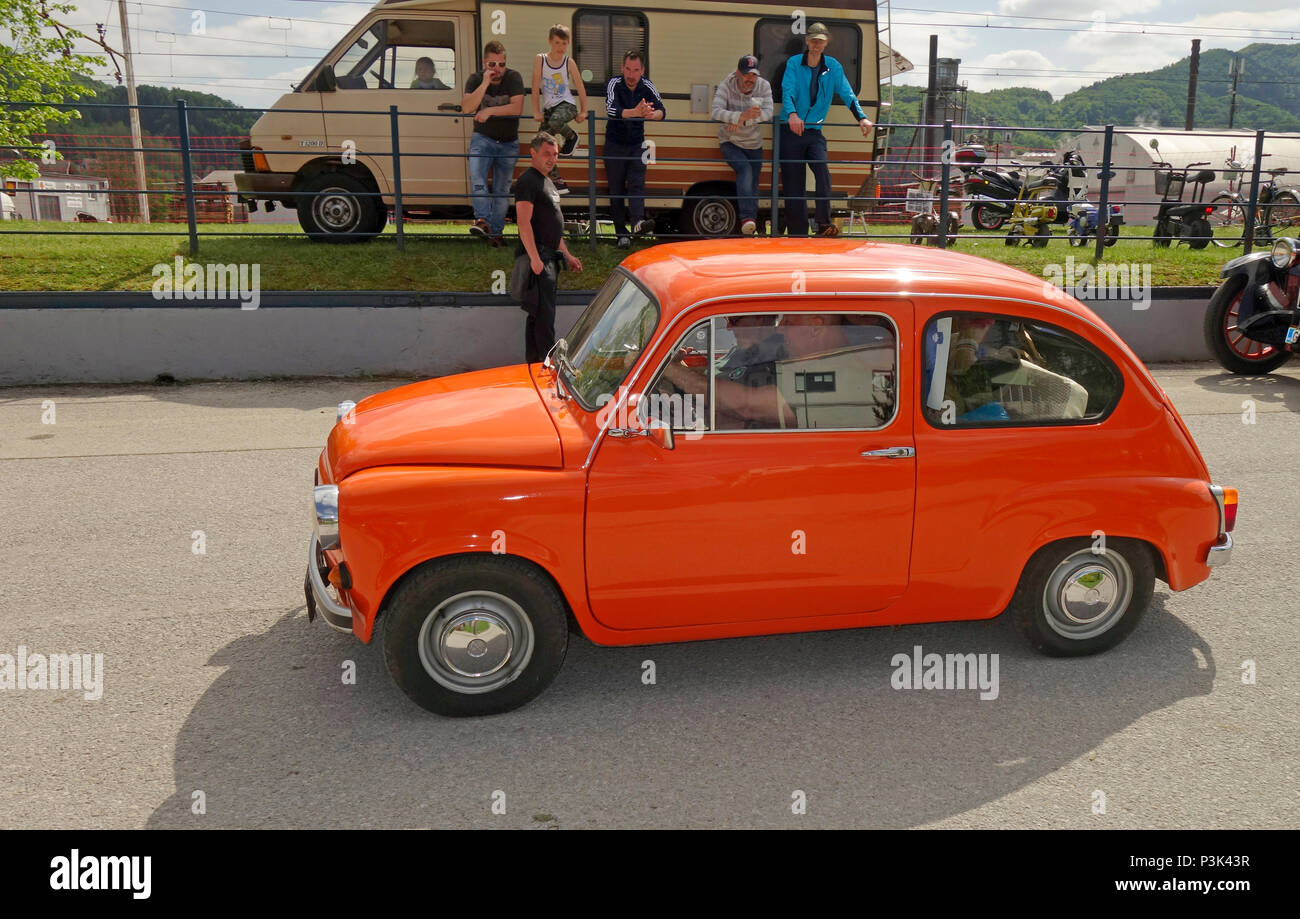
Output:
[620,239,1095,325]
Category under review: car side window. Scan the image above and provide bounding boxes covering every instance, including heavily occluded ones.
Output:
[922,313,1123,427]
[643,321,711,434]
[645,312,898,433]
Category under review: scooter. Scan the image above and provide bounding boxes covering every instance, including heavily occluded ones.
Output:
[955,144,1084,232]
[1151,152,1216,249]
[1204,236,1300,374]
[1066,169,1123,246]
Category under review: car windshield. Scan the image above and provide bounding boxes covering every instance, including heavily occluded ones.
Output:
[562,271,660,410]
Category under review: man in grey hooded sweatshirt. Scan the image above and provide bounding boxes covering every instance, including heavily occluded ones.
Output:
[712,54,773,236]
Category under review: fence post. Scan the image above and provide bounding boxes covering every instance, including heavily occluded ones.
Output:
[176,100,199,256]
[771,118,781,237]
[588,113,597,252]
[1094,124,1114,261]
[1243,129,1266,255]
[936,119,953,248]
[389,105,405,252]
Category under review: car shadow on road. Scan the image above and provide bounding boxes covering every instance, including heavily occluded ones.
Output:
[147,592,1213,829]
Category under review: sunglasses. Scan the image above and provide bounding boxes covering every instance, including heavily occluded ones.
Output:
[485,61,507,69]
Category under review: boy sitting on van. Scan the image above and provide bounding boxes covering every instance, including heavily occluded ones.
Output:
[531,24,587,196]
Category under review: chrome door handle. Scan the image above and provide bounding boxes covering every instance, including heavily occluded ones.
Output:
[860,447,915,458]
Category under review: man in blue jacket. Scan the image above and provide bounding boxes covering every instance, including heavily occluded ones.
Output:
[779,22,873,236]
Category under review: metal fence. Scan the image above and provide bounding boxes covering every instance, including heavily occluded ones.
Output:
[3,98,1299,262]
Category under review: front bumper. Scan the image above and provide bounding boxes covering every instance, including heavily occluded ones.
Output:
[234,171,295,198]
[306,533,354,633]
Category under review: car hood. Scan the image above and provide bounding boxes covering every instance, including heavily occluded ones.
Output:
[327,365,562,480]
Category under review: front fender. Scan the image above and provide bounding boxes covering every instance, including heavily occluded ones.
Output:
[1220,250,1272,280]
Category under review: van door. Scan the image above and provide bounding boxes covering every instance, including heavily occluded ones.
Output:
[321,15,468,209]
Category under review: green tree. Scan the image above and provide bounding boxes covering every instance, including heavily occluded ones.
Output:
[1,0,101,179]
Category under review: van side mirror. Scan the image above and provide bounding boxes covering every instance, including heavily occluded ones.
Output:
[315,66,337,93]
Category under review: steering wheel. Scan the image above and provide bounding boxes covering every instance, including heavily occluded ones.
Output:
[369,68,393,90]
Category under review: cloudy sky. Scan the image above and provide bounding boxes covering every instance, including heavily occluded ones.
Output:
[48,0,1300,109]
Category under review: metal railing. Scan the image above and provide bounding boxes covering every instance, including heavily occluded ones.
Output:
[4,98,1300,262]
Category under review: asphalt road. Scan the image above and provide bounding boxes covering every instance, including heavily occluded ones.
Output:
[1,364,1297,829]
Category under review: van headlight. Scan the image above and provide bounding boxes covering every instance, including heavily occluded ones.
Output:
[1271,238,1297,269]
[314,485,339,549]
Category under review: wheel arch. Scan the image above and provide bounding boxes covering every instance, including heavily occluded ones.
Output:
[292,157,385,195]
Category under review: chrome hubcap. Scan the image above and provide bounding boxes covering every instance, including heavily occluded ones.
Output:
[1042,548,1133,640]
[417,591,534,694]
[316,189,358,231]
[698,200,735,235]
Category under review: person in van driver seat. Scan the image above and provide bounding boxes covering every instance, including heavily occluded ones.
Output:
[411,56,450,90]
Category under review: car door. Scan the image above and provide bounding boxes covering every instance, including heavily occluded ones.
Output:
[584,301,915,631]
[321,15,468,205]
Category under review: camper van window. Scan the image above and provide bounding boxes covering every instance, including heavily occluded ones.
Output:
[572,8,648,89]
[332,19,456,90]
[753,17,861,97]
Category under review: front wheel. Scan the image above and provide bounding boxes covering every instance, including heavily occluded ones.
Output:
[1209,194,1245,248]
[296,172,382,243]
[1152,218,1171,248]
[1203,275,1294,374]
[1011,538,1154,656]
[381,556,569,716]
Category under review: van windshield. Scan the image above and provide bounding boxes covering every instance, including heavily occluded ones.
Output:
[561,272,660,411]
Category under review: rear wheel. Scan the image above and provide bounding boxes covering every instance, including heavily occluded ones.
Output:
[296,172,382,243]
[1029,224,1051,247]
[1203,275,1293,374]
[381,556,569,717]
[1269,189,1300,233]
[1011,538,1154,656]
[1183,217,1212,250]
[971,202,1006,231]
[680,188,737,238]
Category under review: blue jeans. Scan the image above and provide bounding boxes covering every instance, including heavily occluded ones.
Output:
[778,125,830,235]
[469,133,518,236]
[721,142,763,222]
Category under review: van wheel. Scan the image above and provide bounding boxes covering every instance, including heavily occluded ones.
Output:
[1010,538,1154,656]
[681,190,737,238]
[381,556,568,717]
[297,172,381,242]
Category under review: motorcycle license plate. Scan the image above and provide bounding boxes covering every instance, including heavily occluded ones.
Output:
[1286,326,1300,346]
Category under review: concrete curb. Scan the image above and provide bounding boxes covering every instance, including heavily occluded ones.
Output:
[0,288,1216,385]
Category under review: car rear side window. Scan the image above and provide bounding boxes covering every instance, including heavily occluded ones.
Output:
[922,313,1123,428]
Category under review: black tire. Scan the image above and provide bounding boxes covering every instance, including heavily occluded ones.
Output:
[1010,537,1155,657]
[1185,218,1212,250]
[970,203,1006,231]
[1104,221,1120,247]
[680,189,737,238]
[1209,194,1244,248]
[1029,225,1051,248]
[381,556,569,717]
[1203,274,1294,374]
[1152,218,1171,248]
[1067,227,1088,247]
[1269,189,1300,232]
[296,172,382,243]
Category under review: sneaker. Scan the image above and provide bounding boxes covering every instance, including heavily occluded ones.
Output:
[490,235,506,248]
[552,175,571,196]
[616,235,631,250]
[633,217,654,236]
[741,219,757,236]
[469,218,490,240]
[816,222,841,238]
[560,134,579,156]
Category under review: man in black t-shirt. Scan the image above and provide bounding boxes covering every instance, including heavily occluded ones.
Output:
[515,132,583,362]
[462,41,525,246]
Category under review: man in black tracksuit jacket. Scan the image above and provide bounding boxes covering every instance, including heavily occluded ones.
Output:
[604,49,666,247]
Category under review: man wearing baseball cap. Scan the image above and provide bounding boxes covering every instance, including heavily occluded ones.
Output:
[779,21,873,236]
[711,54,774,236]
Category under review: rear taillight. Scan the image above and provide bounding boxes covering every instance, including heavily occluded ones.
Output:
[1223,487,1238,532]
[1204,206,1214,214]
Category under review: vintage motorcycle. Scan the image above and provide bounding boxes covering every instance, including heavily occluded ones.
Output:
[1204,237,1300,374]
[954,144,1085,232]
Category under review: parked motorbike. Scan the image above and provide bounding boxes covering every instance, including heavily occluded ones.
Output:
[1205,237,1300,374]
[1151,160,1216,249]
[955,145,1086,233]
[1066,169,1123,246]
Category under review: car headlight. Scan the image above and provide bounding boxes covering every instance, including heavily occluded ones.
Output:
[314,484,339,549]
[1271,238,1297,269]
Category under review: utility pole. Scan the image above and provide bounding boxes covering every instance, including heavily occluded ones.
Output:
[924,34,938,178]
[1228,55,1244,130]
[117,0,151,223]
[1185,38,1200,132]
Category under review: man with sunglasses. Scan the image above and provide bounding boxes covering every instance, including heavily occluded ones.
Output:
[463,41,525,247]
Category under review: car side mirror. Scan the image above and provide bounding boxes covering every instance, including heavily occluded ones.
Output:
[645,417,675,451]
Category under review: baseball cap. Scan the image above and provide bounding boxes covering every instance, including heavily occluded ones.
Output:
[737,54,758,74]
[807,22,831,40]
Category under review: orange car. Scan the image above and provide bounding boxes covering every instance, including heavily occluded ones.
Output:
[306,240,1236,717]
